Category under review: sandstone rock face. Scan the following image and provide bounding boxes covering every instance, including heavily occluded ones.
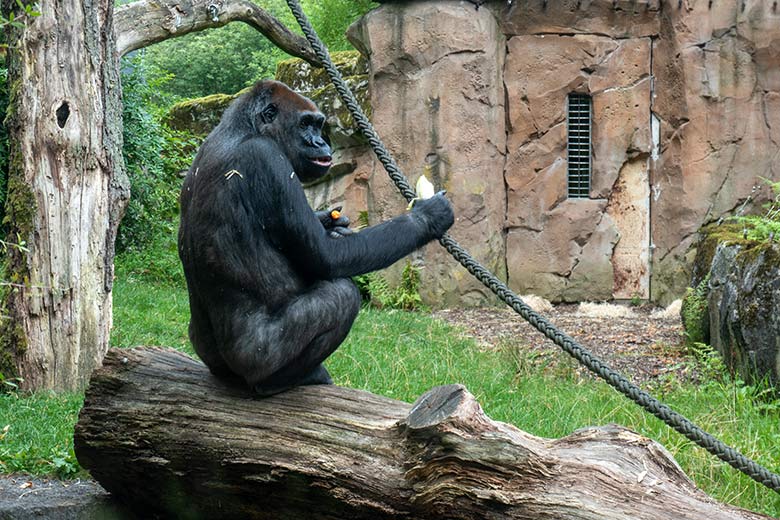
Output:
[503,33,652,301]
[649,1,780,304]
[167,1,780,307]
[349,1,508,306]
[707,242,780,387]
[346,0,780,306]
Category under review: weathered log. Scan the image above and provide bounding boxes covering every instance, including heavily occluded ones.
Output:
[74,347,770,519]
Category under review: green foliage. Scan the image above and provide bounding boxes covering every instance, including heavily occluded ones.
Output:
[118,55,198,278]
[0,0,40,30]
[298,0,377,51]
[687,341,729,383]
[142,22,284,99]
[0,391,84,478]
[141,0,376,100]
[736,179,780,242]
[353,272,387,303]
[354,261,424,310]
[393,261,423,310]
[681,274,710,349]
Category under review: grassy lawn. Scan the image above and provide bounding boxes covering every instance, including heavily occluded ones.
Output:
[1,269,779,516]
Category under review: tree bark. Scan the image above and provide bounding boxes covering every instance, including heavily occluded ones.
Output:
[114,0,321,64]
[1,0,130,391]
[74,348,770,520]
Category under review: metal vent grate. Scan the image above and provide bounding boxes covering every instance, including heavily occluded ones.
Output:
[567,93,592,199]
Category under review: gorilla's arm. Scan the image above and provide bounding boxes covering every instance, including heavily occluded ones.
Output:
[238,138,453,281]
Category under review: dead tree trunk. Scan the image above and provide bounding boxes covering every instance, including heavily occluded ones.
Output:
[1,0,130,391]
[74,348,770,520]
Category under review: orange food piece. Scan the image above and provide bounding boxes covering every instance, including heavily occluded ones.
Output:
[330,210,341,220]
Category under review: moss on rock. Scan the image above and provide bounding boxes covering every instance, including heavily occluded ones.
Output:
[165,92,247,136]
[275,51,368,92]
[691,221,780,387]
[165,51,371,142]
[680,274,709,349]
[690,222,755,286]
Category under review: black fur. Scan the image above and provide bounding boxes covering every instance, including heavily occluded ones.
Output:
[178,80,454,396]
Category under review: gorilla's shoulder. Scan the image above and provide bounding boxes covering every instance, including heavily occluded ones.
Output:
[223,137,293,189]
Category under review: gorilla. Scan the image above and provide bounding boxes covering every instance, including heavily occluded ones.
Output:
[178,80,454,396]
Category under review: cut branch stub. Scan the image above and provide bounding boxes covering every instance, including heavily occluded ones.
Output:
[74,347,771,520]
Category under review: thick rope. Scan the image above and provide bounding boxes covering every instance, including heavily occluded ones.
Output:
[285,0,780,494]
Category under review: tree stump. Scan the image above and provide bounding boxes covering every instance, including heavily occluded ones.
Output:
[74,347,770,519]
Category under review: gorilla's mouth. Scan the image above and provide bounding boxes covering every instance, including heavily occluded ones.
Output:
[310,156,332,168]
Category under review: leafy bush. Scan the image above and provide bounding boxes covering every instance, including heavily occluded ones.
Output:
[354,260,424,310]
[118,56,198,265]
[117,56,199,284]
[680,274,710,350]
[737,179,780,242]
[299,0,377,51]
[142,22,284,100]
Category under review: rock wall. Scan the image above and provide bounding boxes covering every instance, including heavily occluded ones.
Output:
[706,240,780,387]
[349,2,508,306]
[169,1,780,307]
[651,0,780,304]
[345,0,780,306]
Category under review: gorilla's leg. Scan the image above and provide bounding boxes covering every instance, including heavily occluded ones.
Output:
[188,297,236,378]
[297,364,334,386]
[222,278,360,396]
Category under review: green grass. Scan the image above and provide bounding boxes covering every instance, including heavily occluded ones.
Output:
[331,309,780,516]
[0,392,84,477]
[1,266,778,516]
[110,267,192,354]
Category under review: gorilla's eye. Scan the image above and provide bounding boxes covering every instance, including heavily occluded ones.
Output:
[261,103,278,124]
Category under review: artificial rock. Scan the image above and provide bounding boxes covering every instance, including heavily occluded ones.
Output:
[167,1,780,307]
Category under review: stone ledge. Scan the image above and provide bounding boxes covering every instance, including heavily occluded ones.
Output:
[0,475,134,520]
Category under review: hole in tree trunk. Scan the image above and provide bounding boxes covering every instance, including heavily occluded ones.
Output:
[56,102,70,128]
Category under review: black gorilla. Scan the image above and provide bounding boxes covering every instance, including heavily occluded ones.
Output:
[178,80,454,396]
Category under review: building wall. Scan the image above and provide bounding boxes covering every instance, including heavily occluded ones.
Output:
[347,0,780,305]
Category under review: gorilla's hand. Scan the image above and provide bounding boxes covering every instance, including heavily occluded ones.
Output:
[411,191,454,239]
[315,207,353,238]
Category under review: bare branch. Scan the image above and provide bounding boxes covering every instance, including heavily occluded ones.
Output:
[114,0,322,66]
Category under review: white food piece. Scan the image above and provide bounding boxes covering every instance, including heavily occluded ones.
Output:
[416,174,435,200]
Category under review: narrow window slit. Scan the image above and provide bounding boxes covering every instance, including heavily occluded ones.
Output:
[56,102,70,129]
[567,93,592,199]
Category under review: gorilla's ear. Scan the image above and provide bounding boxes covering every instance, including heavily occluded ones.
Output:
[260,103,278,124]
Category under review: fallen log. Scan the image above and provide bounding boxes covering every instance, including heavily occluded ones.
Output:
[74,347,770,520]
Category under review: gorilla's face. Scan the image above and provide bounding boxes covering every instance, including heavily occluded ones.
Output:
[289,110,332,182]
[251,81,333,183]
